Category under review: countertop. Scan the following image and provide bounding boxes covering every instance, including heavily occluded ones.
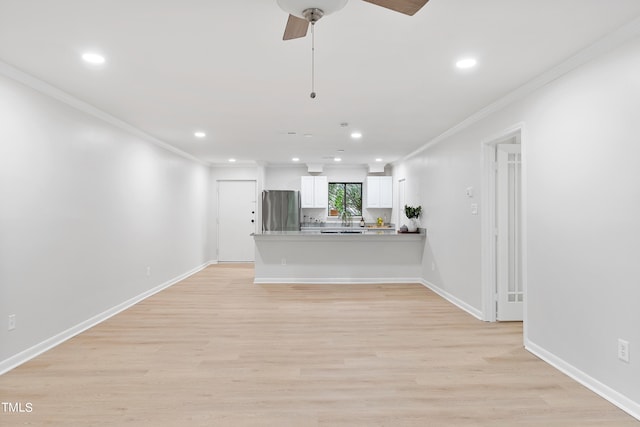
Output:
[300,224,395,232]
[253,229,426,241]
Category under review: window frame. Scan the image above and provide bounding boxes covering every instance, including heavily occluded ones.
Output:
[328,182,363,217]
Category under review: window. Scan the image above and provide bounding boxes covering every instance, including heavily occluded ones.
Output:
[328,182,362,216]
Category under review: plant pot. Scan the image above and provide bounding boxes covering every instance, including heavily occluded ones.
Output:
[407,218,418,233]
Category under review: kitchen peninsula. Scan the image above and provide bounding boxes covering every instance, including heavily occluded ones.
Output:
[253,228,426,284]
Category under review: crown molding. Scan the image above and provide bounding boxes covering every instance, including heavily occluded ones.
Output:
[395,15,640,165]
[0,60,209,167]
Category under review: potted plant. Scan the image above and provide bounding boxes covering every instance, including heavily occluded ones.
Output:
[404,205,422,232]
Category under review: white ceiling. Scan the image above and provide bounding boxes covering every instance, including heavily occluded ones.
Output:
[1,0,640,166]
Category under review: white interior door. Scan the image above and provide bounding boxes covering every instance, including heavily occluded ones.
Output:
[218,180,256,262]
[496,144,523,321]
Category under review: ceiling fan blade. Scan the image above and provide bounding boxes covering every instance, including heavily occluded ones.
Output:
[362,0,429,16]
[283,14,309,40]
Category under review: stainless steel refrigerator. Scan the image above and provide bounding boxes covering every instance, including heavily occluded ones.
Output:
[262,190,301,231]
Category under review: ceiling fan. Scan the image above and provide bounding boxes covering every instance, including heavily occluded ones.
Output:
[277,0,429,98]
[277,0,430,41]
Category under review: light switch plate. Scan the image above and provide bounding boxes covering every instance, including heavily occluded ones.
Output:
[466,187,474,198]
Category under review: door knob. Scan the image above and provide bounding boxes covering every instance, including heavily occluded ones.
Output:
[251,219,255,223]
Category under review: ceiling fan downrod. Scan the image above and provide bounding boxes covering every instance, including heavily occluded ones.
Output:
[303,8,323,99]
[310,22,316,99]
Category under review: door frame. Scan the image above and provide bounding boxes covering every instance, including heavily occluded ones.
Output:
[397,178,406,228]
[480,123,527,332]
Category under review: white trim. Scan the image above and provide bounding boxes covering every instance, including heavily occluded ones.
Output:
[0,60,207,166]
[419,279,484,321]
[0,261,213,376]
[480,123,525,323]
[481,139,498,322]
[526,340,640,421]
[520,125,530,343]
[254,277,423,285]
[394,16,640,166]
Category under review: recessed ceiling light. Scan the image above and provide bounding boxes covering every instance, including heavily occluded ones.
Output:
[334,157,342,162]
[292,157,300,162]
[194,131,206,138]
[456,58,477,69]
[351,132,362,139]
[82,52,106,65]
[375,158,383,162]
[228,158,236,163]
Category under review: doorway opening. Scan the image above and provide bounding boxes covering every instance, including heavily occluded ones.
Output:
[481,124,526,325]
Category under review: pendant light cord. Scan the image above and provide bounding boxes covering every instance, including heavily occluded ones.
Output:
[310,23,316,98]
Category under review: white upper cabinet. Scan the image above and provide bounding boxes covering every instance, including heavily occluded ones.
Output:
[366,176,393,208]
[301,176,328,208]
[314,176,328,208]
[301,176,315,207]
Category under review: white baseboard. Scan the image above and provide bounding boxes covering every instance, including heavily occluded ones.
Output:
[526,340,640,421]
[419,279,484,320]
[254,277,423,285]
[0,261,212,376]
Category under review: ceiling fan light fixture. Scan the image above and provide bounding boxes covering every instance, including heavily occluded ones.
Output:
[277,0,348,19]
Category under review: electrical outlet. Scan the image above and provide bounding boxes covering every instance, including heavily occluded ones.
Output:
[8,314,16,331]
[281,258,286,266]
[146,266,151,277]
[618,339,630,363]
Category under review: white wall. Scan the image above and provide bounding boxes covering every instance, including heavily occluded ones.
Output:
[0,73,210,366]
[394,139,482,308]
[394,34,640,412]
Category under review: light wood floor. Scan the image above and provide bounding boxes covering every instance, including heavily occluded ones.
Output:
[0,264,637,426]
